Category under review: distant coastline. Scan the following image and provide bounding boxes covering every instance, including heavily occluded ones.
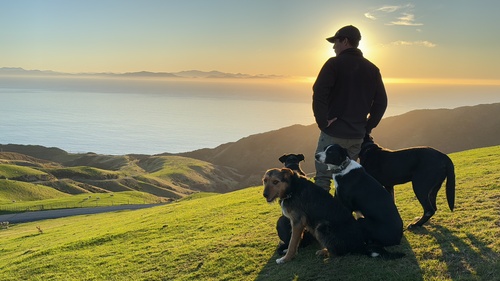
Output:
[0,67,284,80]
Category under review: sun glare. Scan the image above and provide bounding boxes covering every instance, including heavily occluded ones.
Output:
[358,40,371,58]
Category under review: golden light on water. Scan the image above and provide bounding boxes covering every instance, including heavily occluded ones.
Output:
[384,78,500,86]
[294,77,500,87]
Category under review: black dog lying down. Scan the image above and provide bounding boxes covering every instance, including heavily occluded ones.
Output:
[263,168,404,264]
[359,137,455,228]
[315,144,404,248]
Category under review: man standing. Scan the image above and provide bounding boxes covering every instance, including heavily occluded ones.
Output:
[312,25,388,191]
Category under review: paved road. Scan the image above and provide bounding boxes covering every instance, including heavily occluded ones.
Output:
[0,204,163,224]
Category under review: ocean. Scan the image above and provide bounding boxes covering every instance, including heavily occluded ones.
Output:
[1,76,499,155]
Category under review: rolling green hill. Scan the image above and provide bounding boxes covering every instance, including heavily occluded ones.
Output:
[0,152,242,202]
[0,145,498,280]
[0,180,69,204]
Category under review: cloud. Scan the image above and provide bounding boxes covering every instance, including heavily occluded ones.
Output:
[364,12,377,20]
[388,13,423,26]
[377,5,401,13]
[364,4,423,26]
[390,40,437,47]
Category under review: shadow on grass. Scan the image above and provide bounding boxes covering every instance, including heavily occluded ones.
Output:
[427,225,499,280]
[256,236,423,281]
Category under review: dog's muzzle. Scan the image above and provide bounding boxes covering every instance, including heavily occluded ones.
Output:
[315,151,326,162]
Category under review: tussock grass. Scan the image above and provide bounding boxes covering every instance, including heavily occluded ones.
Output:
[0,146,498,280]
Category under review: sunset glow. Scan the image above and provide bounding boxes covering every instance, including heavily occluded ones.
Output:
[1,1,499,82]
[384,78,500,86]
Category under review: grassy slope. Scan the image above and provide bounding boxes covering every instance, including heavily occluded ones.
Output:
[0,153,238,199]
[0,146,498,281]
[0,190,162,213]
[0,180,70,204]
[0,164,49,179]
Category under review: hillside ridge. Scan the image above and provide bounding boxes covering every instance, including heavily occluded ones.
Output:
[1,102,499,194]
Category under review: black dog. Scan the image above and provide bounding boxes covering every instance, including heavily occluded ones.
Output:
[263,168,404,264]
[315,144,404,248]
[359,137,455,228]
[279,153,306,176]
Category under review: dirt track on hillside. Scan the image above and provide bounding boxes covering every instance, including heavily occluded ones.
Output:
[0,204,162,224]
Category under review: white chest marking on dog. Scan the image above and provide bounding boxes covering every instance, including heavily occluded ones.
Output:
[370,252,380,258]
[281,200,290,218]
[332,160,362,189]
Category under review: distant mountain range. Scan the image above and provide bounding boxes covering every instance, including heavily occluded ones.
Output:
[1,103,499,195]
[0,67,281,79]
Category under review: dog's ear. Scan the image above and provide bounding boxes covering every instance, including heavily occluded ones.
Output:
[278,154,288,163]
[262,169,274,182]
[280,168,293,181]
[297,154,305,162]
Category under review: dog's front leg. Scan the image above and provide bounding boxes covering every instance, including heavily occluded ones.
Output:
[276,218,305,264]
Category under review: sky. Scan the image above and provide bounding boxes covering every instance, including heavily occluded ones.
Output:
[1,0,500,83]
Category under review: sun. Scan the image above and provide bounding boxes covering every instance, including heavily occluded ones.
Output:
[358,39,371,58]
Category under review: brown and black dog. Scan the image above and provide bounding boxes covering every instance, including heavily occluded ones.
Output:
[275,154,314,254]
[359,137,455,228]
[263,168,404,264]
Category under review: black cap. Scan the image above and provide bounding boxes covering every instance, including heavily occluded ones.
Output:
[326,25,361,43]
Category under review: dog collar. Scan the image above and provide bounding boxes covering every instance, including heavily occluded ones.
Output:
[279,193,292,204]
[326,157,351,174]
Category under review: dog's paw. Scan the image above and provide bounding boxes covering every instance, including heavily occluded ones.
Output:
[276,256,287,264]
[407,223,418,229]
[407,218,425,229]
[276,243,288,255]
[353,210,365,219]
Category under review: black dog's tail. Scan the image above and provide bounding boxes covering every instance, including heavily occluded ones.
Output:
[367,245,405,260]
[445,156,456,211]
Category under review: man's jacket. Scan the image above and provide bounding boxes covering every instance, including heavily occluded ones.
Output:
[312,48,387,138]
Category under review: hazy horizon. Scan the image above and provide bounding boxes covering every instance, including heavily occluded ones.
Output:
[1,75,499,155]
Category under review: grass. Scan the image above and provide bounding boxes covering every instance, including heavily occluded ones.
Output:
[0,146,498,280]
[0,190,163,214]
[0,154,229,200]
[0,180,69,204]
[44,166,120,180]
[146,156,213,183]
[0,164,49,179]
